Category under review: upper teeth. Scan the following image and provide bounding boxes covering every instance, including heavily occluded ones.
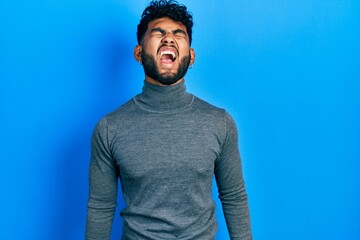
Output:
[161,50,176,58]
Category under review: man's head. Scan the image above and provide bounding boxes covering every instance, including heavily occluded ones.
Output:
[134,0,195,86]
[136,0,193,45]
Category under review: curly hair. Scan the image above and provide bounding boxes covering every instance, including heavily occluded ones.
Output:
[137,0,193,45]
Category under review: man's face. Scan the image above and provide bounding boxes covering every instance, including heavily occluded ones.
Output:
[134,17,195,85]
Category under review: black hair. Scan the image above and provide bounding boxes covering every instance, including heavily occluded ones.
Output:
[137,0,193,45]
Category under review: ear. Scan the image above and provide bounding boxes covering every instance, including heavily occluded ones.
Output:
[134,45,142,63]
[190,48,195,66]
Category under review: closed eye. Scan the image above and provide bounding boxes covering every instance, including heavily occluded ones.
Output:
[151,28,166,36]
[173,29,187,38]
[150,28,187,39]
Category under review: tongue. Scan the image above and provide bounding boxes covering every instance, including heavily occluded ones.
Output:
[160,54,173,64]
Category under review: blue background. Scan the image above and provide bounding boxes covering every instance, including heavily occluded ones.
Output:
[1,0,359,239]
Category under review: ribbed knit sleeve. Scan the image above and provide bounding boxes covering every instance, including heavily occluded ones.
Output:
[215,112,252,240]
[86,117,119,240]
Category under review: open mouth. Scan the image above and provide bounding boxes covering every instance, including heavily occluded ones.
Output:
[159,48,177,66]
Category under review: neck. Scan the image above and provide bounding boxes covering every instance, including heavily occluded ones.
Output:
[134,80,194,112]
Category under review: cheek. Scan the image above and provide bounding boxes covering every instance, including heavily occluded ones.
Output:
[144,39,161,53]
[179,47,191,57]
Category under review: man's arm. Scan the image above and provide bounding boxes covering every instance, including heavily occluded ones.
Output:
[86,117,119,240]
[215,112,252,240]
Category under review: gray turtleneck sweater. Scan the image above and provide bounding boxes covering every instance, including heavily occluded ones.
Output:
[86,81,252,240]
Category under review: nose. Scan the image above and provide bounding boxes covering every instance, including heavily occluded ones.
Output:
[161,32,175,45]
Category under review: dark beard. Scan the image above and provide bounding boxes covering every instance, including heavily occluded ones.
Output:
[141,51,191,85]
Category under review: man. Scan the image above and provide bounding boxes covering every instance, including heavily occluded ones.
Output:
[86,0,252,239]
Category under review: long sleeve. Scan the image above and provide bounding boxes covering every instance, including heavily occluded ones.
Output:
[86,117,119,240]
[215,112,252,240]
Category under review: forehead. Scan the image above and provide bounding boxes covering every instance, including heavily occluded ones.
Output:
[147,17,187,33]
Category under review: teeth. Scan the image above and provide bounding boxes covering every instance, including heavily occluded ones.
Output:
[160,50,176,58]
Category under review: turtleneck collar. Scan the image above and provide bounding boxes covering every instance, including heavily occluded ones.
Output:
[134,80,194,113]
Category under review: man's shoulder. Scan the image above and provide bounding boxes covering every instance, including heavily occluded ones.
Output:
[192,95,235,127]
[99,98,138,125]
[192,95,226,115]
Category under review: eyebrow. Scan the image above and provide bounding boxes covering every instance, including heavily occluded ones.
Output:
[150,27,187,36]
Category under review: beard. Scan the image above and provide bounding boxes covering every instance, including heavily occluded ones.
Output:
[141,50,191,85]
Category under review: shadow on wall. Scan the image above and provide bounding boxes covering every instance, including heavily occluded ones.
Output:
[50,29,135,239]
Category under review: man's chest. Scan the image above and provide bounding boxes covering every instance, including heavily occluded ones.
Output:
[109,113,223,181]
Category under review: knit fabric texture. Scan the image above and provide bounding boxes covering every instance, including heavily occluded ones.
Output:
[86,81,252,240]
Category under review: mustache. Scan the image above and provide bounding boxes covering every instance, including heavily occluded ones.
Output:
[157,44,179,56]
